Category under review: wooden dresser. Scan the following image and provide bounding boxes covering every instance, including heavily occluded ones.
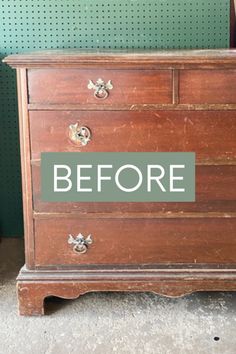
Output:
[3,49,236,316]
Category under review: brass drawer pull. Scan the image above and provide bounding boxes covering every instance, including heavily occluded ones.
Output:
[68,233,93,254]
[69,123,91,146]
[88,78,113,100]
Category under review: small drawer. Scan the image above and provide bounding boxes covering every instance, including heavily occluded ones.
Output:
[29,110,236,162]
[180,70,236,104]
[28,69,173,105]
[34,217,236,267]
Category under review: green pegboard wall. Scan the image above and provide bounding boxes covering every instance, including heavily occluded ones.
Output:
[0,0,231,237]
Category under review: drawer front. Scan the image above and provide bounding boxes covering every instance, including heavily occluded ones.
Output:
[30,110,236,162]
[32,164,236,213]
[180,70,236,104]
[34,217,236,267]
[28,69,173,105]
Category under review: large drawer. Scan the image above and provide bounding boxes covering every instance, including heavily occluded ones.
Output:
[34,217,236,267]
[180,70,236,104]
[29,110,236,162]
[32,163,236,213]
[28,69,173,105]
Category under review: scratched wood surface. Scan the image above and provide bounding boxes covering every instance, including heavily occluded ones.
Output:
[34,218,236,266]
[180,70,236,104]
[4,49,236,68]
[32,163,236,213]
[28,69,173,105]
[29,110,236,162]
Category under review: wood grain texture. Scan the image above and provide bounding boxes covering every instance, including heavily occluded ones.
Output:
[32,163,236,213]
[17,272,236,315]
[28,103,236,111]
[180,70,236,104]
[16,69,34,268]
[4,49,236,69]
[28,69,172,105]
[29,110,236,163]
[34,217,236,267]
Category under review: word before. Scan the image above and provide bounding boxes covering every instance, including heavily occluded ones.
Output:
[54,164,186,193]
[41,152,195,202]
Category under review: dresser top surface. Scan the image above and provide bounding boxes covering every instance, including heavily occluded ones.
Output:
[3,49,236,68]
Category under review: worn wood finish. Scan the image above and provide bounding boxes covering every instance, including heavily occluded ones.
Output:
[4,49,236,69]
[32,163,236,213]
[3,49,236,315]
[27,103,236,111]
[28,69,173,105]
[180,70,236,104]
[17,274,236,316]
[16,69,35,268]
[34,217,236,267]
[29,110,236,162]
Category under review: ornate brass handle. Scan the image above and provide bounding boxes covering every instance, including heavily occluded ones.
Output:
[69,123,91,146]
[68,233,93,254]
[88,78,113,100]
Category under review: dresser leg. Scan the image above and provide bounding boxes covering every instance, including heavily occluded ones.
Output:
[17,282,46,316]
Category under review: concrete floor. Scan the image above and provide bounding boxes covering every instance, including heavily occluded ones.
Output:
[0,239,236,354]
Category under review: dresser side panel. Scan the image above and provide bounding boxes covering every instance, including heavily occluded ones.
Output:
[16,68,34,268]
